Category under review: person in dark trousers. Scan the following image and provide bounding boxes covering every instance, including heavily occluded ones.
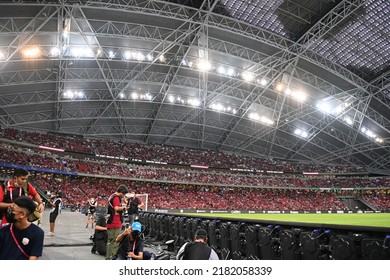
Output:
[47,192,62,236]
[114,221,144,260]
[105,185,128,260]
[0,196,44,260]
[176,229,219,260]
[91,213,108,255]
[86,197,97,228]
[125,191,144,224]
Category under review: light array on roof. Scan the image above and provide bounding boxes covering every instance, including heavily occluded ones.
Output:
[361,126,384,144]
[275,82,307,102]
[248,112,274,126]
[316,101,354,127]
[209,103,237,115]
[17,45,272,90]
[316,101,351,116]
[167,95,201,107]
[22,47,41,59]
[294,128,309,139]
[0,51,5,60]
[130,92,153,101]
[63,90,85,99]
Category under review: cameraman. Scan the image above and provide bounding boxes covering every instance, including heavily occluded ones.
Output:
[176,229,219,260]
[114,221,144,260]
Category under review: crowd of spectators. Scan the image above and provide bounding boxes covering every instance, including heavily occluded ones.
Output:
[1,128,389,212]
[1,144,389,190]
[1,128,367,173]
[27,175,390,211]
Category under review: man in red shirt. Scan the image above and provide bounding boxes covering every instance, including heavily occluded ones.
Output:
[0,168,44,226]
[105,185,128,260]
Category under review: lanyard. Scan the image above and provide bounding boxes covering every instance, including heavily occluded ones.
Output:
[6,181,23,202]
[9,224,30,259]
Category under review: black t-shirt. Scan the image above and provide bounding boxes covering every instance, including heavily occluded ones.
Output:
[127,197,141,214]
[116,235,144,260]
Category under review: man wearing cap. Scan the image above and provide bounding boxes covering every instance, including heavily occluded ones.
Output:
[0,196,44,260]
[105,185,128,260]
[114,221,144,260]
[176,229,219,260]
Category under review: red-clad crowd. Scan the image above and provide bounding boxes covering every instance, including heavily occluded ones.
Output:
[1,128,366,173]
[30,175,390,211]
[0,128,389,211]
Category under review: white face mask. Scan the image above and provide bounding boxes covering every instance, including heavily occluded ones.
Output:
[130,194,135,198]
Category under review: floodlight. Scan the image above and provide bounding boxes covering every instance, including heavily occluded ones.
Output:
[50,47,60,57]
[22,47,41,58]
[146,54,153,61]
[124,51,131,60]
[217,66,226,74]
[259,78,268,86]
[76,91,84,98]
[294,91,306,102]
[242,71,254,82]
[226,68,235,76]
[275,83,284,92]
[344,116,353,126]
[301,131,308,138]
[198,60,212,71]
[188,98,201,107]
[118,93,125,99]
[131,92,138,99]
[168,95,175,103]
[316,102,332,114]
[64,90,74,99]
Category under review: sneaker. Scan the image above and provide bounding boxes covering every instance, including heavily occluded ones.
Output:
[85,224,88,228]
[46,232,55,236]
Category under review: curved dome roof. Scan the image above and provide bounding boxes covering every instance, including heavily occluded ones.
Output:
[0,0,389,170]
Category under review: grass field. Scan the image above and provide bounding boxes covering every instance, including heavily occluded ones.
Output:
[182,213,390,228]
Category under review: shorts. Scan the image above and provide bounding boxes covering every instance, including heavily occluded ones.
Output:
[49,212,58,223]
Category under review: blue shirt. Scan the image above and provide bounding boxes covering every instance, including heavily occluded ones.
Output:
[0,223,44,260]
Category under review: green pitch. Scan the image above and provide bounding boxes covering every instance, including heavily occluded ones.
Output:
[182,213,390,228]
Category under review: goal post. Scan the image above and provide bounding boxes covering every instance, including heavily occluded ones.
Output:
[136,193,148,211]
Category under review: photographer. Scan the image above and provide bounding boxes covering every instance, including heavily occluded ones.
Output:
[91,213,108,255]
[105,185,128,260]
[176,229,219,260]
[114,221,144,260]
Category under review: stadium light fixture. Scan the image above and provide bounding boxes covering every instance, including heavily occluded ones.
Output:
[344,116,353,126]
[197,60,212,71]
[168,95,175,103]
[118,92,125,99]
[22,47,41,59]
[49,47,61,57]
[187,98,201,107]
[0,51,5,60]
[259,78,268,86]
[294,128,309,138]
[242,71,254,82]
[131,92,138,99]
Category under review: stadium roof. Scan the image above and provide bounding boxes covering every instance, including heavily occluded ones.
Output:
[0,0,389,170]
